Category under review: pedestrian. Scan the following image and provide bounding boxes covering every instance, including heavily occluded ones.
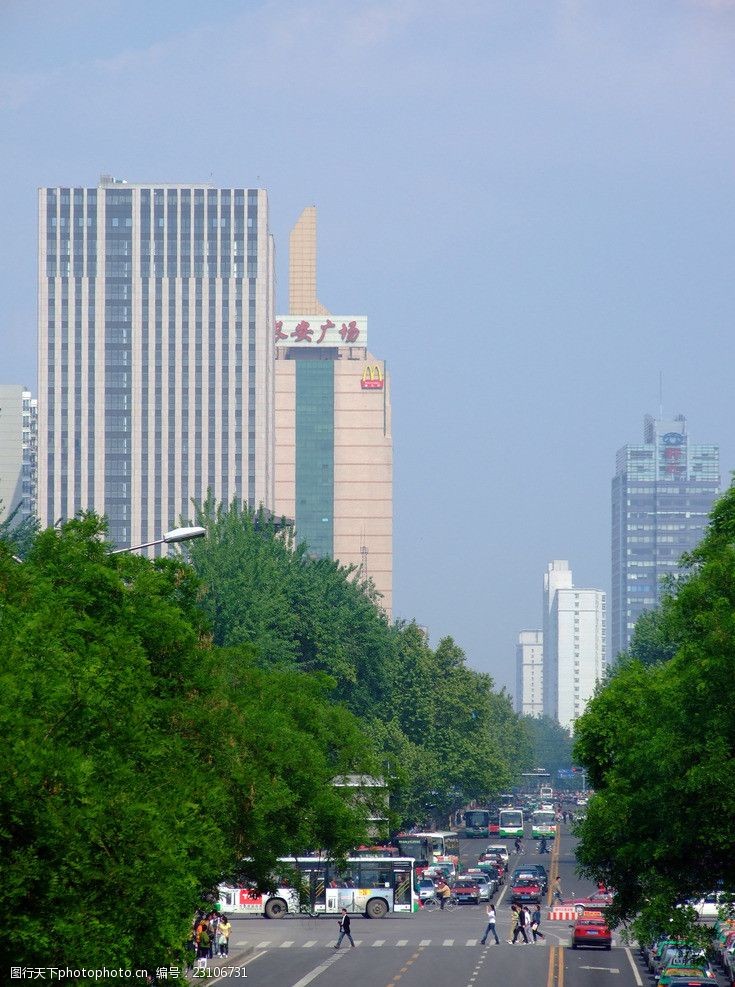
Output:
[511,904,530,944]
[552,875,563,905]
[334,908,355,949]
[531,905,545,942]
[479,903,500,945]
[217,915,232,957]
[196,924,210,970]
[562,810,568,824]
[539,836,549,854]
[507,904,519,943]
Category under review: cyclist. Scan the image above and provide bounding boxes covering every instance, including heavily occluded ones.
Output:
[435,877,452,910]
[514,836,524,855]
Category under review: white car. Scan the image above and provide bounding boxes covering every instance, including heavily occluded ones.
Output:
[484,844,509,865]
[464,870,496,900]
[417,878,436,901]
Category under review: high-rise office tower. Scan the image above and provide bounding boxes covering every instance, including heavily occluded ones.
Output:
[0,385,37,525]
[542,560,606,730]
[38,177,275,547]
[611,414,720,659]
[515,630,543,717]
[274,207,393,615]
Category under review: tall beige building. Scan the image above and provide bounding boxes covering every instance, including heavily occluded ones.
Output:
[38,179,274,548]
[274,207,392,615]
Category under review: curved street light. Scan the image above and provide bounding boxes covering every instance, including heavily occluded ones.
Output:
[110,525,207,555]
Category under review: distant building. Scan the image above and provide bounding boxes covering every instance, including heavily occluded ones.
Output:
[274,207,392,615]
[515,630,543,717]
[0,385,37,525]
[611,414,720,658]
[38,177,275,549]
[542,561,606,731]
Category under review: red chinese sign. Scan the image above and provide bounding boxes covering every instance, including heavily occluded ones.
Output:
[274,316,368,347]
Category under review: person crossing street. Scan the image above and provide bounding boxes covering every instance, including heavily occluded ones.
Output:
[334,908,355,948]
[479,903,500,945]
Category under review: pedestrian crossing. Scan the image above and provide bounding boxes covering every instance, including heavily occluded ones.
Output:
[232,937,591,950]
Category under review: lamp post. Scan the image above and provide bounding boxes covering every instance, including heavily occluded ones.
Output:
[110,525,207,555]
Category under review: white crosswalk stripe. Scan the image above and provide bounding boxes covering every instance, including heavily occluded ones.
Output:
[372,940,385,947]
[238,936,620,949]
[280,941,294,948]
[255,941,271,948]
[396,939,408,946]
[419,939,431,946]
[303,941,317,948]
[466,938,478,946]
[442,939,454,946]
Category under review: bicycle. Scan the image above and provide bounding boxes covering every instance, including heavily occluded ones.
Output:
[423,895,457,912]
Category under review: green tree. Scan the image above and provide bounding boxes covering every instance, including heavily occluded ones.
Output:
[573,484,735,938]
[0,514,373,977]
[521,715,573,775]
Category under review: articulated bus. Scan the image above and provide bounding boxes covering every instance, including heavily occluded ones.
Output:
[396,831,460,871]
[498,808,524,839]
[464,809,491,838]
[531,808,557,840]
[218,855,416,919]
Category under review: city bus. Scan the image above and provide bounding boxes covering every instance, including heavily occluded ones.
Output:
[218,855,416,919]
[498,808,524,839]
[464,809,491,838]
[531,808,557,841]
[395,831,460,871]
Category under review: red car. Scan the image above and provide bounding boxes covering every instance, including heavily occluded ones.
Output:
[511,877,542,905]
[571,912,612,950]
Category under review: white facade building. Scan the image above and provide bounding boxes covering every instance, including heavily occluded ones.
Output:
[0,385,37,525]
[38,178,275,549]
[515,630,543,717]
[542,561,606,731]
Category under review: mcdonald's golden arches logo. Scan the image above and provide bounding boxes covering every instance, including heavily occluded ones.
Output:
[361,364,384,390]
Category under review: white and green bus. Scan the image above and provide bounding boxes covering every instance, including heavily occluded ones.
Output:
[531,808,557,841]
[498,808,524,839]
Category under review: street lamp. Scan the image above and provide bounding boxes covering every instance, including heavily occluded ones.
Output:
[110,525,206,555]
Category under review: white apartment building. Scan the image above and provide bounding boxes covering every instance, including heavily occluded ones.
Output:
[515,630,543,717]
[542,561,606,731]
[0,385,37,525]
[38,177,275,549]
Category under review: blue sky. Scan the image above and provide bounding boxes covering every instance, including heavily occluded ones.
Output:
[2,0,734,693]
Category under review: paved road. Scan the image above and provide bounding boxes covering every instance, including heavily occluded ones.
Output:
[202,823,723,987]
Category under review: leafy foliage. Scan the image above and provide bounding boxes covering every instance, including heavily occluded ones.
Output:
[0,514,372,975]
[188,499,530,827]
[521,715,573,775]
[573,485,735,937]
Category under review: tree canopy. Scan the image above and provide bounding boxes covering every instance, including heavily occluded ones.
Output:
[188,498,531,826]
[0,514,372,974]
[573,484,735,940]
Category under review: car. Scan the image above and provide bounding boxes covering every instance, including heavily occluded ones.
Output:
[564,891,613,912]
[664,980,716,987]
[658,966,715,986]
[511,877,542,905]
[417,878,436,901]
[570,914,612,950]
[654,945,709,978]
[511,865,548,894]
[476,859,504,885]
[485,844,509,865]
[452,876,482,904]
[465,869,497,900]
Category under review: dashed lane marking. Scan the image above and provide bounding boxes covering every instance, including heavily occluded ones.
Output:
[372,940,385,947]
[302,940,317,948]
[443,938,454,946]
[396,939,408,946]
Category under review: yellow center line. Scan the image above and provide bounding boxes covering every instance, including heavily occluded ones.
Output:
[547,945,557,987]
[547,833,561,906]
[558,945,565,987]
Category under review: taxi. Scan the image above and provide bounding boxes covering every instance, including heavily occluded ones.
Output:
[570,910,612,950]
[658,966,715,987]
